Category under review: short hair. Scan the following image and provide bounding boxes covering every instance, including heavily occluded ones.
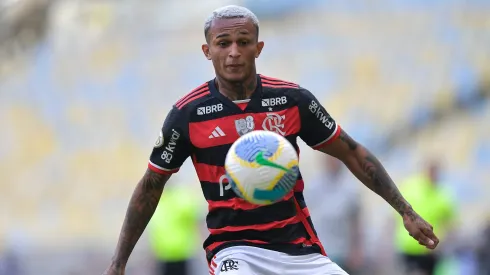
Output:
[204,5,260,42]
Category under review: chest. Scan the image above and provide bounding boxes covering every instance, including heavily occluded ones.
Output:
[188,106,302,149]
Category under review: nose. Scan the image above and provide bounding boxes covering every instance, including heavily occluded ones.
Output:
[228,42,241,58]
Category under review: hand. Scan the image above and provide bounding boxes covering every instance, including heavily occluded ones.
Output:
[403,210,439,249]
[102,263,125,275]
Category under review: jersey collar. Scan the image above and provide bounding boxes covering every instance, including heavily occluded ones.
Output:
[208,74,263,113]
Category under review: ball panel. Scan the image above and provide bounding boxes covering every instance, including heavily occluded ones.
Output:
[234,131,279,162]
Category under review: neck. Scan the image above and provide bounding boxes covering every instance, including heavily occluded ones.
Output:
[215,73,257,101]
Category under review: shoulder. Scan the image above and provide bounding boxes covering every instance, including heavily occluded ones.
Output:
[259,74,300,90]
[259,74,314,102]
[174,81,214,113]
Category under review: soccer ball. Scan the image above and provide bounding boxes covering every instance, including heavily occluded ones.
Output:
[225,130,300,205]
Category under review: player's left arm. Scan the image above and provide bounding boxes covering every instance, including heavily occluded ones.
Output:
[320,130,438,249]
[295,87,439,249]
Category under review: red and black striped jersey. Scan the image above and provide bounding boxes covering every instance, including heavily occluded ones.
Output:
[148,74,341,262]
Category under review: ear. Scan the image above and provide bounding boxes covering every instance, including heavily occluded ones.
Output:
[255,41,265,58]
[202,44,212,60]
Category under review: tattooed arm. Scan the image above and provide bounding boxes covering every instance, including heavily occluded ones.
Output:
[103,169,170,275]
[320,129,439,249]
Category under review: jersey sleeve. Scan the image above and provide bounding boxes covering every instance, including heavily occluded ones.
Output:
[148,107,191,175]
[296,88,341,150]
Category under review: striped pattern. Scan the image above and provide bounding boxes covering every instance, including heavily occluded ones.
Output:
[180,78,327,262]
[260,74,300,89]
[176,83,210,109]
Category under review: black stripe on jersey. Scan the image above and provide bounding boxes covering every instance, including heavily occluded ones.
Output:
[204,221,309,245]
[294,192,307,209]
[193,135,299,167]
[206,198,296,229]
[194,144,231,167]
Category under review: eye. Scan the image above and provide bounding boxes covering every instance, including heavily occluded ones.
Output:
[218,41,229,47]
[239,40,249,46]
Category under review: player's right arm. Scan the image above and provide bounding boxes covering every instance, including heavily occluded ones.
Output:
[104,170,170,274]
[103,107,191,275]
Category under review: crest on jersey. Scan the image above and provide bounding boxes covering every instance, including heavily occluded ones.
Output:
[262,113,286,136]
[154,130,164,148]
[235,115,255,136]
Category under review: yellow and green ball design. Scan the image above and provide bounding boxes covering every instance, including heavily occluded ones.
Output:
[225,130,299,205]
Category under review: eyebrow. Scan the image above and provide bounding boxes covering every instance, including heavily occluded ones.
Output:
[215,30,251,39]
[215,33,230,39]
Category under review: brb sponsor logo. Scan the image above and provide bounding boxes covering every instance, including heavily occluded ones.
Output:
[197,103,223,115]
[309,100,334,129]
[261,96,287,107]
[161,129,180,163]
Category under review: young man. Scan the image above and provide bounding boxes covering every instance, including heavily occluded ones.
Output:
[103,5,439,275]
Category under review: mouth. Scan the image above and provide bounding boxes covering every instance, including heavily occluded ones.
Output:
[226,64,244,68]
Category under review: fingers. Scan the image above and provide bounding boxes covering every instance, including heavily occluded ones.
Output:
[421,227,439,242]
[421,227,439,249]
[410,229,439,250]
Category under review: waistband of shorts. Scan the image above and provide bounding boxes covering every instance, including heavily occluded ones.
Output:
[205,241,322,263]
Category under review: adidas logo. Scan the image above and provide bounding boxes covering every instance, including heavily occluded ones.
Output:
[209,126,226,139]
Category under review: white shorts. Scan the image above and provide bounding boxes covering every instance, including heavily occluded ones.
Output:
[209,246,349,275]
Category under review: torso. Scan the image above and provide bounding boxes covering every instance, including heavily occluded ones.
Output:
[180,75,325,261]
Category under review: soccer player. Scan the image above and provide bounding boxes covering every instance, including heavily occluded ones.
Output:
[103,5,439,275]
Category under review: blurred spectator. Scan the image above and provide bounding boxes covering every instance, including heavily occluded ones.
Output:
[148,182,203,275]
[394,161,456,275]
[476,221,490,275]
[0,248,21,275]
[304,155,364,274]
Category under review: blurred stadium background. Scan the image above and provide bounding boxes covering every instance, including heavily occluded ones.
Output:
[1,0,489,274]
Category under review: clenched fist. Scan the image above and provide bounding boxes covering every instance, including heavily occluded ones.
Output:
[403,210,439,249]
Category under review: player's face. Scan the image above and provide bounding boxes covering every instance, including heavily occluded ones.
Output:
[202,18,264,83]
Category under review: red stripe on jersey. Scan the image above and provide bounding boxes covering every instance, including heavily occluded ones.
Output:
[312,125,341,150]
[194,162,226,183]
[293,179,304,192]
[260,75,299,86]
[261,79,299,88]
[207,192,294,212]
[301,206,311,218]
[148,162,179,175]
[262,83,299,89]
[189,106,301,148]
[293,197,326,256]
[176,83,208,106]
[176,89,210,109]
[209,215,301,235]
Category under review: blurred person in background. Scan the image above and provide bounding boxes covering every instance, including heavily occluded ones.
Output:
[394,161,456,275]
[148,182,203,275]
[476,220,490,275]
[304,155,364,274]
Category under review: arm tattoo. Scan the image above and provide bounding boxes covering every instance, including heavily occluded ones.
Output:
[339,131,415,220]
[112,169,170,266]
